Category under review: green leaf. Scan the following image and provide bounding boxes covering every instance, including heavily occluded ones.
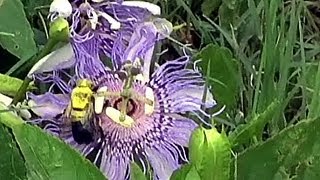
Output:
[13,124,105,180]
[229,101,279,148]
[197,44,240,112]
[185,166,201,180]
[22,0,51,16]
[170,164,192,180]
[0,73,34,97]
[189,127,231,180]
[201,0,221,16]
[307,62,320,119]
[0,124,26,180]
[0,0,37,60]
[0,103,106,180]
[189,127,205,170]
[218,2,238,29]
[236,117,320,180]
[131,162,147,180]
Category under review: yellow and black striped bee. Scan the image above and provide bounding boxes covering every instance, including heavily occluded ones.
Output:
[64,79,95,144]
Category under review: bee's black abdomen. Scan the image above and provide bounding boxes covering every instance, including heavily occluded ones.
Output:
[71,121,93,144]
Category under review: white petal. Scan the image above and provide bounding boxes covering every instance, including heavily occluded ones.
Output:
[94,86,107,114]
[27,43,75,78]
[122,1,161,15]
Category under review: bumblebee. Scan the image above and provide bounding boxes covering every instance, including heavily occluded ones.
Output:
[65,79,95,144]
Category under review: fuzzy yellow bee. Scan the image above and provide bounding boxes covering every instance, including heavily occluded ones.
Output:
[64,79,95,144]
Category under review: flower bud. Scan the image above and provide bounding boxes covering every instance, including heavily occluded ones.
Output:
[49,17,70,42]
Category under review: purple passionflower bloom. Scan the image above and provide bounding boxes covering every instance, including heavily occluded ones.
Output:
[26,1,217,179]
[28,53,215,179]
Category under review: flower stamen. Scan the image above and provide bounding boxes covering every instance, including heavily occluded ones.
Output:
[95,86,108,114]
[105,107,134,127]
[145,87,154,115]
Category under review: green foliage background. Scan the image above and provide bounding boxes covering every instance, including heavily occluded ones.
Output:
[0,0,320,179]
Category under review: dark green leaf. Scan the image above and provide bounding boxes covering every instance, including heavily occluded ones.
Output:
[219,3,236,28]
[306,63,320,119]
[22,0,51,16]
[236,118,320,180]
[0,124,26,180]
[201,0,221,16]
[229,101,279,148]
[0,0,37,60]
[197,44,240,112]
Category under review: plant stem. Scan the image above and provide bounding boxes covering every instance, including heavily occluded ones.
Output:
[11,38,59,105]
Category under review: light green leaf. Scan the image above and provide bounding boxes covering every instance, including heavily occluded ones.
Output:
[0,73,34,97]
[170,164,192,180]
[189,127,205,170]
[0,124,26,180]
[189,127,231,180]
[236,117,320,180]
[0,0,37,59]
[185,166,201,180]
[131,162,147,180]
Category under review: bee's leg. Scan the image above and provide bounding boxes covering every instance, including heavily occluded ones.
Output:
[64,104,72,116]
[71,121,93,144]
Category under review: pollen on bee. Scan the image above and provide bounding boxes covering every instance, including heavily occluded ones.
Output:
[105,107,134,128]
[145,87,155,115]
